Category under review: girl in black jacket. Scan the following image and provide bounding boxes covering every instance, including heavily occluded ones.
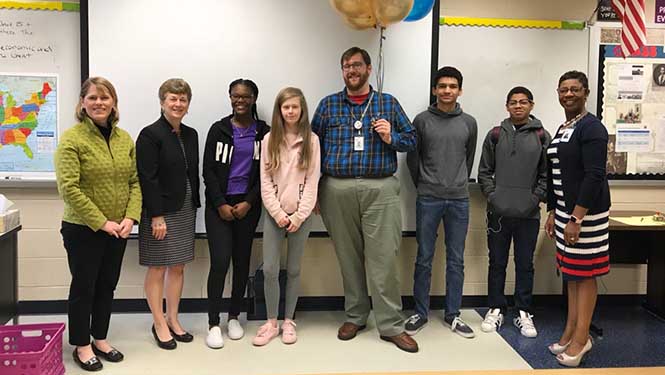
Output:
[202,79,270,348]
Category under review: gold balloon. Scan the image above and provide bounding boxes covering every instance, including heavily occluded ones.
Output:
[371,0,414,27]
[343,14,377,30]
[330,0,373,18]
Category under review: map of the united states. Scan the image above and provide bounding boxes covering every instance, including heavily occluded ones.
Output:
[0,82,51,159]
[0,75,57,174]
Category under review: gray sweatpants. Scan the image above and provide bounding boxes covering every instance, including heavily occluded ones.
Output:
[262,213,312,320]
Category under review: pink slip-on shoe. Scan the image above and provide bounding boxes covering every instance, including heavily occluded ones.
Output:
[281,319,297,344]
[252,322,279,346]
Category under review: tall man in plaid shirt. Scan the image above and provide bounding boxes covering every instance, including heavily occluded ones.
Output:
[312,47,417,353]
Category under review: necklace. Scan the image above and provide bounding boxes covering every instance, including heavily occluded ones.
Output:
[350,92,374,130]
[561,111,585,129]
[232,118,255,137]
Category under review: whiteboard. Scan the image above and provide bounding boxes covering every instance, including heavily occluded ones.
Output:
[438,25,590,179]
[0,8,80,182]
[88,0,431,233]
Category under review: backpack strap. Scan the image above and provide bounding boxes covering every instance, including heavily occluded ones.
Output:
[493,125,546,146]
[490,126,501,146]
[536,127,546,147]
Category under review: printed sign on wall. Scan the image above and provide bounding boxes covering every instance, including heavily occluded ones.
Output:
[657,0,665,24]
[598,0,620,22]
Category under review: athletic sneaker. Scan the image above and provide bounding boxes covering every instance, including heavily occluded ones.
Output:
[281,319,297,344]
[481,308,504,333]
[252,322,279,346]
[227,319,244,340]
[404,314,428,336]
[444,316,475,338]
[205,326,224,349]
[513,310,537,338]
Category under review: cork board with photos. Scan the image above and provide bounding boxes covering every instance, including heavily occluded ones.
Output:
[600,27,665,178]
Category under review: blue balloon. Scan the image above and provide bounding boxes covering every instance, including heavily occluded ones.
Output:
[404,0,435,22]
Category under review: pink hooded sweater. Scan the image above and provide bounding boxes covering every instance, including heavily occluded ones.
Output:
[260,132,320,227]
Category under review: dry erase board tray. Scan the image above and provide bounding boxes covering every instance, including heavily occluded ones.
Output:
[608,174,665,186]
[0,179,56,188]
[608,173,665,180]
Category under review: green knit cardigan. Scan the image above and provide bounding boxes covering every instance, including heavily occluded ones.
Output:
[55,117,142,231]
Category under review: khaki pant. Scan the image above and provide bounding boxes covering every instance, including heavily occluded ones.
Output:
[319,176,404,336]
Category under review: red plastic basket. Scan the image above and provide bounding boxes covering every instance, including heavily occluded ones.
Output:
[0,323,65,375]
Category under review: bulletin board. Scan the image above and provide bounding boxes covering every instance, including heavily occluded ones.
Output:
[599,42,665,178]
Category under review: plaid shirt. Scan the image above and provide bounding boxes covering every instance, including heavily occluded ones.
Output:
[311,87,416,178]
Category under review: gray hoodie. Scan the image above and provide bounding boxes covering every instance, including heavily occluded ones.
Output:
[477,116,551,219]
[407,103,477,199]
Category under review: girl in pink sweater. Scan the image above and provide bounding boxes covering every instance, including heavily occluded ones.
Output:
[253,87,320,346]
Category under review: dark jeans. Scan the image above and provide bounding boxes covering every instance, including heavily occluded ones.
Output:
[205,195,261,326]
[61,221,127,346]
[486,212,539,313]
[413,196,469,320]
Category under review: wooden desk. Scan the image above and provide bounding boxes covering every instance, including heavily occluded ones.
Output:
[608,211,665,318]
[0,225,20,325]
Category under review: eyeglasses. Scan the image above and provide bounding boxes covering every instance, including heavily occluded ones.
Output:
[507,100,532,107]
[341,62,365,71]
[556,87,584,95]
[230,94,253,101]
[436,83,459,90]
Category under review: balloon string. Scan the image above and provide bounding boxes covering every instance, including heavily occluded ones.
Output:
[376,26,386,117]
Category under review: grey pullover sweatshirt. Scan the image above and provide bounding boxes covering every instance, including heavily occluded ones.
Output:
[407,103,477,199]
[477,116,551,219]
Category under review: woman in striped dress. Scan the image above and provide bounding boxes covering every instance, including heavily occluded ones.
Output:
[545,71,610,367]
[136,78,200,350]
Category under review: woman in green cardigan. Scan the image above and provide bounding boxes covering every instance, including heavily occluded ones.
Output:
[55,77,142,372]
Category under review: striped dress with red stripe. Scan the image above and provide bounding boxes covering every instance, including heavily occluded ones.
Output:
[547,127,610,281]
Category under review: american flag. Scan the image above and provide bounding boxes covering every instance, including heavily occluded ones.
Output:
[611,0,647,58]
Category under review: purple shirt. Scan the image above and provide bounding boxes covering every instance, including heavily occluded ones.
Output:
[226,123,256,195]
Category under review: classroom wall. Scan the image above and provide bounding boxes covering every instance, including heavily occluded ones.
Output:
[7,184,663,301]
[6,0,664,303]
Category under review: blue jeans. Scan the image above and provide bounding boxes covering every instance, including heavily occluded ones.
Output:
[413,196,469,319]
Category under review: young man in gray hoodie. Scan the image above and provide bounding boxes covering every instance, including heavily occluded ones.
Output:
[405,66,477,338]
[477,86,551,338]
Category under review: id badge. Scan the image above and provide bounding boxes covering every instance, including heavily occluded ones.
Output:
[354,136,364,151]
[560,128,574,143]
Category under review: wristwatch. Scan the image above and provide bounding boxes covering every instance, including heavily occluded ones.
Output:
[569,215,583,224]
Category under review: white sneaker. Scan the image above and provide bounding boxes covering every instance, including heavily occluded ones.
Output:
[513,310,537,338]
[481,308,504,333]
[227,319,244,340]
[206,326,224,349]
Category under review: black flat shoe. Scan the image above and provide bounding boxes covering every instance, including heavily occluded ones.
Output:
[151,325,177,350]
[168,325,194,343]
[73,348,103,372]
[91,342,124,362]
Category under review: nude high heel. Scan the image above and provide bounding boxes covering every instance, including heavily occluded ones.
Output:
[556,338,593,367]
[549,334,592,355]
[548,340,571,355]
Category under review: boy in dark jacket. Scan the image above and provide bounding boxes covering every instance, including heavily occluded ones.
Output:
[477,86,551,338]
